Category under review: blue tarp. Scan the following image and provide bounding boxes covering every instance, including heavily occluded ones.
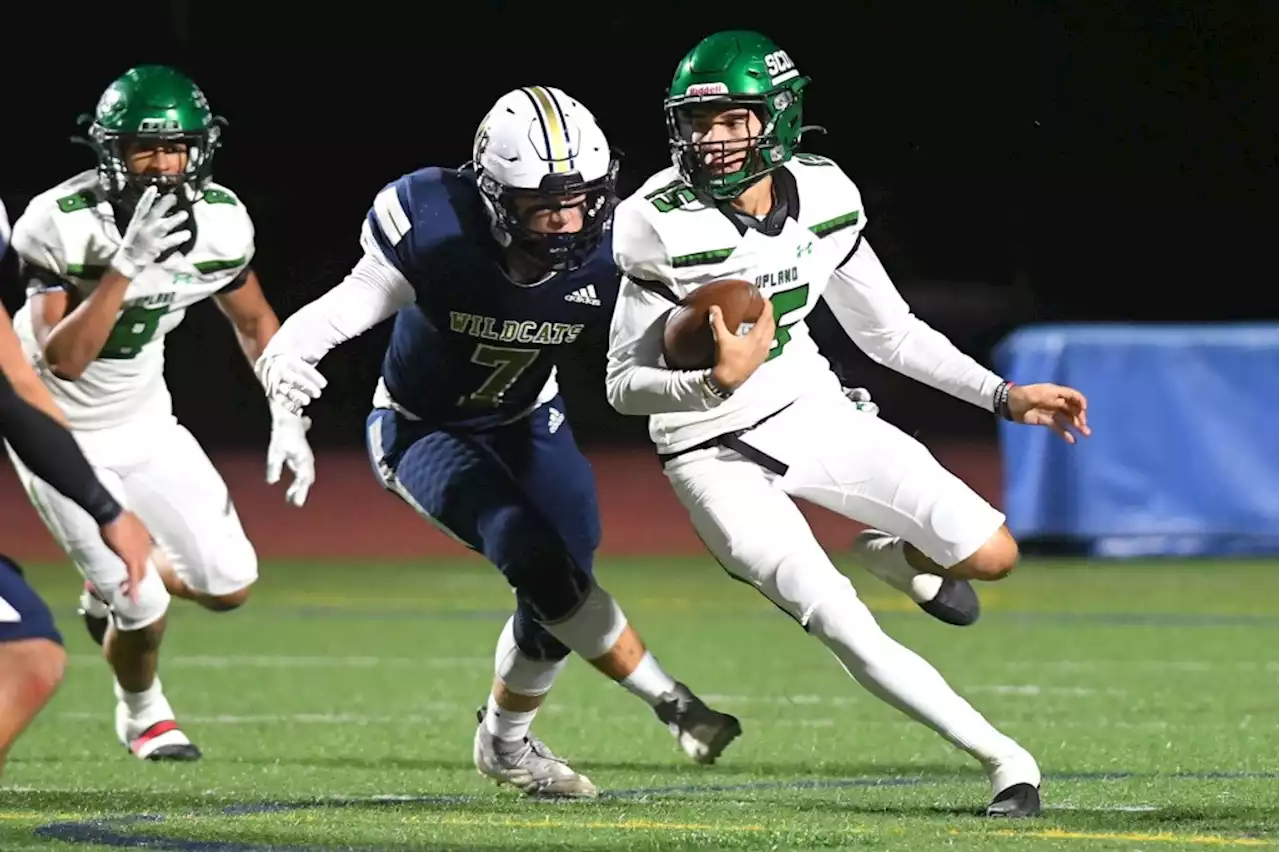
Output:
[994,323,1278,557]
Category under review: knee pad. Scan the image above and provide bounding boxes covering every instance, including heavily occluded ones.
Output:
[512,604,570,662]
[494,615,568,697]
[540,583,627,660]
[104,557,171,632]
[506,557,592,625]
[771,553,861,630]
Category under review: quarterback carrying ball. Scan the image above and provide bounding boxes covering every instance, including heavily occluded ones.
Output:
[607,30,1090,817]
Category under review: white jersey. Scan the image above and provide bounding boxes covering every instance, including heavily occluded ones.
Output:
[9,170,254,430]
[607,155,1004,455]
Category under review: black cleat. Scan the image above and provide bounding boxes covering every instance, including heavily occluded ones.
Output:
[918,578,981,627]
[82,612,109,646]
[654,682,742,765]
[984,782,1042,818]
[77,584,110,646]
[145,742,204,761]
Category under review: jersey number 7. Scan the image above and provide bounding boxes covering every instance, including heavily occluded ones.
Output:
[460,343,541,407]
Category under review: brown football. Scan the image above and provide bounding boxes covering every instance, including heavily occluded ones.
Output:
[661,279,767,370]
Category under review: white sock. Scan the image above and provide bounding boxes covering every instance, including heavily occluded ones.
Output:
[618,651,677,707]
[483,694,537,742]
[113,677,163,715]
[854,530,944,603]
[808,595,1033,782]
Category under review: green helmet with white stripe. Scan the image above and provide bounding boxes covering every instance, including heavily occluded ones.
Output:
[470,86,620,273]
[665,31,811,200]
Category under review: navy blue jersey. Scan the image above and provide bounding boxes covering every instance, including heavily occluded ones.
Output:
[364,167,619,430]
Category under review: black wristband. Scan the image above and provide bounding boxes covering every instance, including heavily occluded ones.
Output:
[993,380,1015,421]
[84,484,124,527]
[701,370,733,401]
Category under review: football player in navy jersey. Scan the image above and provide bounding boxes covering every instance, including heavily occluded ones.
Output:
[255,87,741,797]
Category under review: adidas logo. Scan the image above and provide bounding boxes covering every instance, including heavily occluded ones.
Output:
[564,285,601,306]
[548,407,564,434]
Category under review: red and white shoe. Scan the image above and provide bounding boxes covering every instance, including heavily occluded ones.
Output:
[114,684,202,762]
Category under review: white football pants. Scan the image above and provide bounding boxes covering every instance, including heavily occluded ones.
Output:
[8,415,257,630]
[663,386,1021,764]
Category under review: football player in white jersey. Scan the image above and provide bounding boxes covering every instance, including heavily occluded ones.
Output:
[6,65,315,761]
[606,31,1091,818]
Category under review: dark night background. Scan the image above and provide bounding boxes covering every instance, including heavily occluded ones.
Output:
[1,1,1273,452]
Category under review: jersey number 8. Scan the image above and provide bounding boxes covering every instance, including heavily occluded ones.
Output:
[99,305,168,360]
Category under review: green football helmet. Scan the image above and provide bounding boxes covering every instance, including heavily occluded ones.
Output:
[665,30,811,200]
[76,65,225,202]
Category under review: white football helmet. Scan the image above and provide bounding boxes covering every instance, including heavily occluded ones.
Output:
[471,86,619,272]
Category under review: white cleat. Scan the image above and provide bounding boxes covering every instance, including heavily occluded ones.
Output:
[654,682,742,765]
[472,708,596,799]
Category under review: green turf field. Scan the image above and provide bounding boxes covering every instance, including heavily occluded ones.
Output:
[1,557,1276,851]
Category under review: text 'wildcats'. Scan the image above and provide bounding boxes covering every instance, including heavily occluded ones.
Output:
[449,312,584,345]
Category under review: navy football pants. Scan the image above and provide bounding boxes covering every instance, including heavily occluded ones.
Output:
[366,397,601,661]
[0,556,63,646]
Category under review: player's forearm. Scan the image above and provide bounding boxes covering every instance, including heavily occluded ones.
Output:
[231,310,280,368]
[604,281,722,415]
[9,371,69,427]
[826,239,1003,411]
[852,319,1005,411]
[265,253,413,366]
[42,270,133,380]
[0,309,69,427]
[605,359,718,415]
[0,372,121,525]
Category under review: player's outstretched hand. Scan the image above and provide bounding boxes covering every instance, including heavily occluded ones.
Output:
[254,352,327,415]
[709,301,775,392]
[99,510,153,601]
[1008,382,1091,444]
[267,400,316,507]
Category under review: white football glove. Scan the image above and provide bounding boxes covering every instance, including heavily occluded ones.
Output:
[109,186,192,280]
[843,386,880,417]
[254,351,328,415]
[266,399,315,507]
